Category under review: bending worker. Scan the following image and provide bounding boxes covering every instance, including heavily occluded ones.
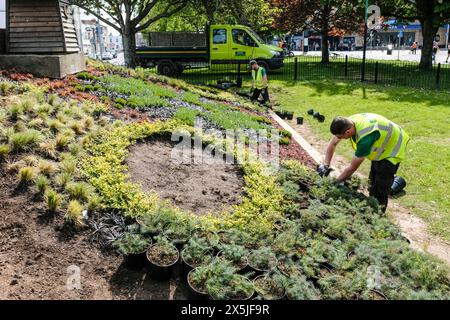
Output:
[249,60,270,105]
[317,113,409,213]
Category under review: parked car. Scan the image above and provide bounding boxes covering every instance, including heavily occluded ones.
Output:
[101,52,114,60]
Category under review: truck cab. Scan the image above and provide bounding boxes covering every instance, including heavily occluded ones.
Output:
[209,25,284,71]
[135,24,284,76]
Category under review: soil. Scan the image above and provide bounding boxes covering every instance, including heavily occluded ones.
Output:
[287,119,450,266]
[126,138,245,215]
[147,245,179,266]
[182,250,213,268]
[0,165,191,300]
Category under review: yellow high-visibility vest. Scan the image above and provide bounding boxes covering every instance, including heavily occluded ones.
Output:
[349,113,409,165]
[252,67,267,89]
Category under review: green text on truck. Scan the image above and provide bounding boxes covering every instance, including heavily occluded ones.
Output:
[135,25,284,77]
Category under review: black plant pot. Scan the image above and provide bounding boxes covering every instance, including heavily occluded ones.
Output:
[187,269,209,300]
[124,251,148,271]
[296,116,304,125]
[317,115,325,123]
[285,112,294,120]
[146,244,180,281]
[248,257,278,279]
[275,110,283,118]
[307,108,314,115]
[391,176,406,195]
[313,111,321,119]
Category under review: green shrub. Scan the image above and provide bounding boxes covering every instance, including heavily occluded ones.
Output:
[174,108,199,126]
[0,144,10,157]
[65,200,84,227]
[113,232,150,255]
[114,97,127,106]
[36,175,49,194]
[55,171,72,188]
[76,71,98,81]
[9,129,43,151]
[126,95,170,109]
[45,189,62,213]
[65,181,92,202]
[17,166,36,184]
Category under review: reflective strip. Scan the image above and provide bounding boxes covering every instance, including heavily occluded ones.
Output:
[374,122,394,160]
[357,125,375,140]
[390,127,403,157]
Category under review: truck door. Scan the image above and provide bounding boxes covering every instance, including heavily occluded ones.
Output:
[210,27,231,62]
[231,28,257,62]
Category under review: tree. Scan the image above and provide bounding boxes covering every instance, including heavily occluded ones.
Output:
[377,0,450,70]
[271,0,363,63]
[70,0,188,67]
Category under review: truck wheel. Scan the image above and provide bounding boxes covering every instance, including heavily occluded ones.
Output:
[158,61,177,77]
[257,60,270,72]
[176,63,184,75]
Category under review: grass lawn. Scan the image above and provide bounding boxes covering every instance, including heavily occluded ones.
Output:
[269,79,450,242]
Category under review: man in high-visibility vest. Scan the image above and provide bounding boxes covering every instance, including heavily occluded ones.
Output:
[317,113,409,213]
[249,60,270,105]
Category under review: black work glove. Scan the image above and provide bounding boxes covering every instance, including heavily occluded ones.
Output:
[317,164,332,177]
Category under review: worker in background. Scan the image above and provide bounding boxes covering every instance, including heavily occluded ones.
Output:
[249,60,270,106]
[317,113,409,213]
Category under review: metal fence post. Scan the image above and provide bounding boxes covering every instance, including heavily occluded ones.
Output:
[237,63,242,88]
[436,63,441,90]
[375,62,379,84]
[345,55,348,77]
[294,57,298,81]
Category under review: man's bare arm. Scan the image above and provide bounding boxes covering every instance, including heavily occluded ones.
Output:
[324,136,341,166]
[336,156,365,182]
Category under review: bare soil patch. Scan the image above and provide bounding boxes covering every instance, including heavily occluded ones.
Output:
[126,138,245,215]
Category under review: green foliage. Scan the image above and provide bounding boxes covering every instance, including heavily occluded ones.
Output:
[182,235,213,267]
[174,107,199,126]
[65,200,84,227]
[126,95,170,109]
[9,129,44,151]
[113,232,150,255]
[17,166,36,184]
[35,175,49,194]
[248,247,277,271]
[285,275,321,300]
[45,189,61,213]
[65,182,92,202]
[0,144,10,157]
[76,71,98,81]
[219,243,249,264]
[254,273,286,300]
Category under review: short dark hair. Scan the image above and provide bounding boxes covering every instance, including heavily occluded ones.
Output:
[330,117,353,135]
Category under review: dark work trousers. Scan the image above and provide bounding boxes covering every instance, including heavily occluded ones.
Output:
[368,159,399,213]
[251,87,270,104]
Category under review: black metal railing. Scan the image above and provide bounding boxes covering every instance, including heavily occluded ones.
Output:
[147,55,450,91]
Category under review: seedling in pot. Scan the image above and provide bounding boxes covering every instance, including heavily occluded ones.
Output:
[113,232,150,256]
[217,243,249,271]
[181,235,213,269]
[146,235,179,281]
[248,247,278,273]
[285,275,321,300]
[307,108,314,115]
[254,272,286,300]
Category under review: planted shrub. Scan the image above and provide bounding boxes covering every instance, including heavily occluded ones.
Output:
[147,235,179,266]
[218,243,249,270]
[65,200,84,227]
[76,71,98,81]
[65,182,92,202]
[17,166,36,184]
[248,247,278,272]
[38,160,58,176]
[9,129,43,151]
[254,273,286,300]
[36,175,49,194]
[0,144,10,158]
[55,171,72,188]
[182,235,213,268]
[285,275,321,300]
[45,189,61,213]
[113,232,150,256]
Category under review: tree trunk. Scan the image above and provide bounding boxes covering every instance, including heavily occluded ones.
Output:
[419,18,439,71]
[321,31,330,64]
[122,28,136,68]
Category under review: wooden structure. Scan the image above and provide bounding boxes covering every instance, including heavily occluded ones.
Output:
[0,0,85,78]
[5,0,80,54]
